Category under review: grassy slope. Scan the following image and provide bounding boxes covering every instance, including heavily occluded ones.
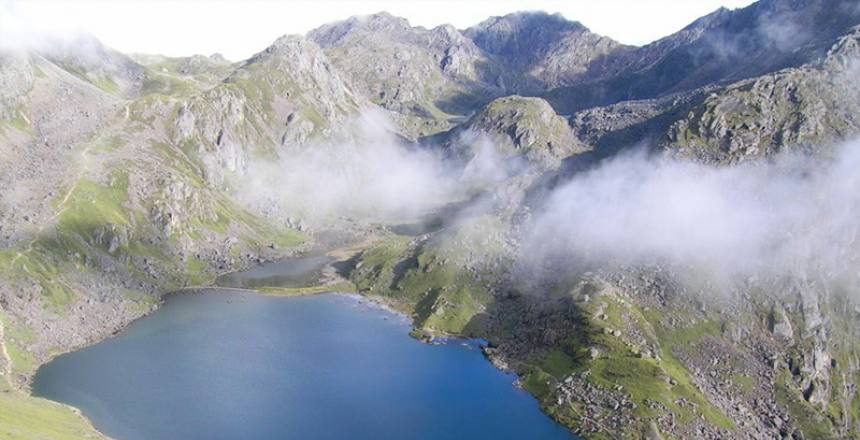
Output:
[0,392,106,440]
[520,285,734,438]
[349,234,491,336]
[0,311,107,439]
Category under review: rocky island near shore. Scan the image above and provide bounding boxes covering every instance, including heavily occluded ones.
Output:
[4,0,860,438]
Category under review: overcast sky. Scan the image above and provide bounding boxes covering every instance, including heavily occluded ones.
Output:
[2,0,757,60]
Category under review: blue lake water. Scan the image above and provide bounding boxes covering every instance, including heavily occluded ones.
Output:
[32,292,574,440]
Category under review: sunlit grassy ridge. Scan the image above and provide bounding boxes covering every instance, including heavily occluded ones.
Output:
[350,234,491,336]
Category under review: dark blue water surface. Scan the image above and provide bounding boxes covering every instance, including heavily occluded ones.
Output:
[32,292,573,440]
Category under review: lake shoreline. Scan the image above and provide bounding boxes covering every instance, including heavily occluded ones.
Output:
[31,291,573,440]
[23,236,573,439]
[5,238,377,440]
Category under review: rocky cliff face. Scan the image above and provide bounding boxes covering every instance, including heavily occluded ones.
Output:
[174,35,366,185]
[308,12,501,137]
[465,12,630,91]
[665,27,860,164]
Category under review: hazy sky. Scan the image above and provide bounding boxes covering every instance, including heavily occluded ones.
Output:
[2,0,757,60]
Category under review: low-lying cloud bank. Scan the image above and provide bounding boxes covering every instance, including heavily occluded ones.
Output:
[524,142,860,289]
[233,112,510,225]
[234,108,859,295]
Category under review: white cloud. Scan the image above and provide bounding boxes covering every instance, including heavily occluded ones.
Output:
[523,142,860,287]
[232,111,507,224]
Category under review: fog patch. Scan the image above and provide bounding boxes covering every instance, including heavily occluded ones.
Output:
[522,142,860,288]
[754,6,811,53]
[233,111,510,226]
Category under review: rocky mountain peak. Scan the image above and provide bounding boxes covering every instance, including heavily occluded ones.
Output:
[356,11,412,30]
[260,34,318,57]
[463,11,627,91]
[307,12,413,48]
[242,33,357,92]
[679,6,732,34]
[544,0,860,113]
[464,12,589,59]
[450,95,585,168]
[305,11,505,137]
[430,24,474,47]
[824,25,860,69]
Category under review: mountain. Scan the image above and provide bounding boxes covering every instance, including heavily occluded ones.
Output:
[308,12,502,137]
[2,1,860,438]
[307,11,628,137]
[464,12,631,91]
[174,34,367,186]
[0,32,309,384]
[432,95,588,171]
[545,0,860,113]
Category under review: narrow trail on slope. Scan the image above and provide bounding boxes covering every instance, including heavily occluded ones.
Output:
[9,141,96,267]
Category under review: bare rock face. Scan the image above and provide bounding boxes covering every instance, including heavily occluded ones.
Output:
[174,35,365,184]
[665,28,860,164]
[150,172,217,236]
[771,306,795,343]
[308,12,502,137]
[0,52,35,117]
[245,35,360,111]
[449,95,586,169]
[465,12,630,91]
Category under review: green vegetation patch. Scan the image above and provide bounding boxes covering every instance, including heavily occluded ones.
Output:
[0,392,106,440]
[57,173,131,234]
[0,314,37,377]
[257,282,357,297]
[775,370,836,439]
[350,236,490,336]
[541,349,576,379]
[524,289,735,435]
